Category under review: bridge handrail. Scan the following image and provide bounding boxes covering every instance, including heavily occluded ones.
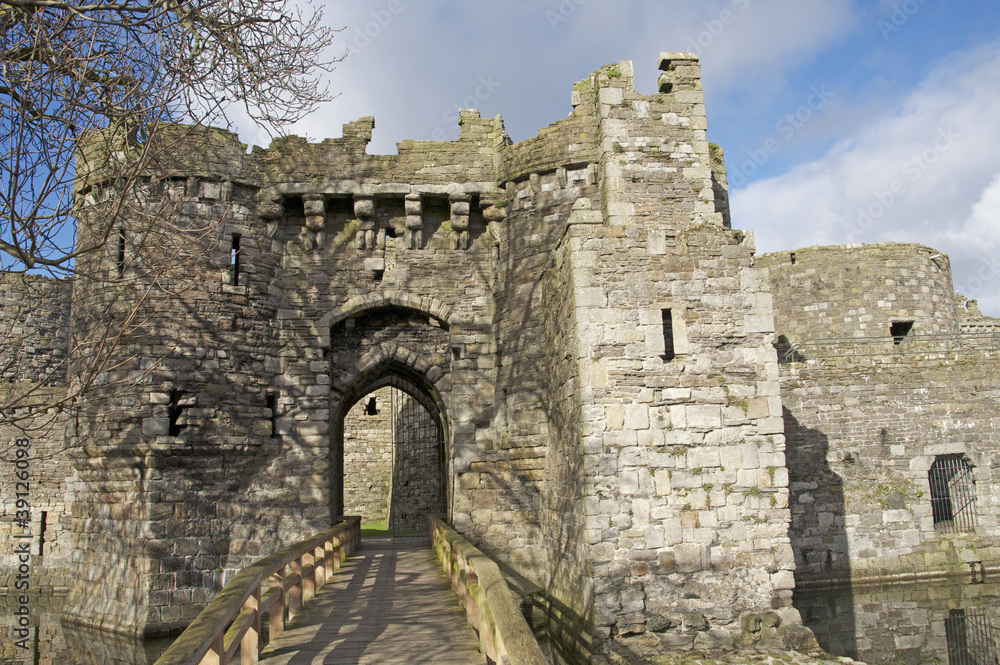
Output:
[430,515,547,665]
[153,516,361,665]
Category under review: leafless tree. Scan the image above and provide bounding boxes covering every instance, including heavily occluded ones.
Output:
[0,0,341,436]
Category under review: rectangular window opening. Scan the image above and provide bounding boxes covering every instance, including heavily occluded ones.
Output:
[662,309,676,361]
[168,389,187,436]
[116,227,126,277]
[890,320,913,345]
[39,510,47,555]
[230,234,241,286]
[266,394,278,438]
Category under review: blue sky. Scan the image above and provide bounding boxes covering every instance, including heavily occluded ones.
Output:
[234,0,1000,314]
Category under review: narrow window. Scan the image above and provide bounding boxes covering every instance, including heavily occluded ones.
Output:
[662,309,676,361]
[230,234,241,286]
[266,394,278,438]
[116,227,126,277]
[890,320,913,345]
[39,510,47,556]
[929,454,977,531]
[790,252,796,265]
[168,390,187,436]
[365,397,379,416]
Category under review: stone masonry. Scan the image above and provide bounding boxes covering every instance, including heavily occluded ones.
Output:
[759,244,1000,587]
[2,53,998,664]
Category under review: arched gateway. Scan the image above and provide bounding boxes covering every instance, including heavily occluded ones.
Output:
[325,304,453,531]
[334,361,448,532]
[54,54,799,661]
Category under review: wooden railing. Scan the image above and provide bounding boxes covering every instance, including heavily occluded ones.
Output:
[430,516,547,665]
[153,517,361,665]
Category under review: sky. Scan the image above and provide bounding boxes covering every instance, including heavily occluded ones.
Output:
[234,0,1000,315]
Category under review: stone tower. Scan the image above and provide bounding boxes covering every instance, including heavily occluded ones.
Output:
[57,53,793,660]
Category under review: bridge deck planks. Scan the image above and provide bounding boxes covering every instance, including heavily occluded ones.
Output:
[259,538,487,665]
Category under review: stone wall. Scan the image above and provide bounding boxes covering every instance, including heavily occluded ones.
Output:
[0,274,73,590]
[389,387,442,531]
[554,56,793,660]
[780,350,1000,584]
[343,386,393,524]
[957,295,1000,334]
[63,126,287,635]
[757,243,958,349]
[797,577,1000,664]
[8,52,806,662]
[0,274,71,383]
[342,385,443,530]
[765,243,1000,587]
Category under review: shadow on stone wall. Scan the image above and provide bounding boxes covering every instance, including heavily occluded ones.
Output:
[783,406,857,655]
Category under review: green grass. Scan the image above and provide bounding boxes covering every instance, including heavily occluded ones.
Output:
[360,521,389,536]
[359,521,427,537]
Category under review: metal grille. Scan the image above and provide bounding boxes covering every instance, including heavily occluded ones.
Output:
[930,455,978,532]
[946,609,999,665]
[388,388,443,534]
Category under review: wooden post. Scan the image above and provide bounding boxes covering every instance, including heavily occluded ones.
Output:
[301,552,315,604]
[288,559,302,619]
[268,571,285,638]
[241,586,261,665]
[199,631,224,665]
[313,545,325,588]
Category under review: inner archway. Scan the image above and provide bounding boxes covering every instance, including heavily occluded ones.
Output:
[332,365,448,533]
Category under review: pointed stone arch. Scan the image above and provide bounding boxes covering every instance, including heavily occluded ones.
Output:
[330,342,450,398]
[318,290,458,331]
[331,358,450,527]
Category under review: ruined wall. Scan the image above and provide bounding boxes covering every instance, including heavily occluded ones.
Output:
[757,243,958,348]
[766,243,1000,586]
[64,126,287,635]
[551,56,793,660]
[957,295,1000,334]
[0,275,73,589]
[50,53,803,659]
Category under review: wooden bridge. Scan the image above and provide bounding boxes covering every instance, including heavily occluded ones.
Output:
[153,517,547,665]
[258,538,485,664]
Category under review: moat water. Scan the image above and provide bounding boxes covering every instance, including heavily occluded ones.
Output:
[795,575,1000,664]
[2,577,999,664]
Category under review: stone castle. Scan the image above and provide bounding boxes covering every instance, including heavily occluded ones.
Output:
[3,52,1000,663]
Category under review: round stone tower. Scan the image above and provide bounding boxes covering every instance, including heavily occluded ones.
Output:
[65,124,286,635]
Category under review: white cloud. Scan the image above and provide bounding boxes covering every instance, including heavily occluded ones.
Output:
[732,42,1000,315]
[228,0,860,152]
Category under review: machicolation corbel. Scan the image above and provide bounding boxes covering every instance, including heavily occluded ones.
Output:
[450,195,471,250]
[354,195,376,250]
[405,192,423,250]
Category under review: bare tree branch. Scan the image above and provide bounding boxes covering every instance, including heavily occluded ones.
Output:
[0,0,342,431]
